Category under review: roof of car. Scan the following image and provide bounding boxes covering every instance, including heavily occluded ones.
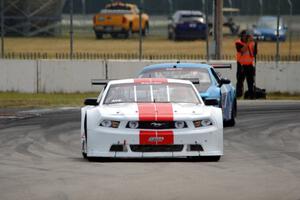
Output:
[105,2,136,9]
[140,63,211,73]
[175,10,204,16]
[108,78,195,85]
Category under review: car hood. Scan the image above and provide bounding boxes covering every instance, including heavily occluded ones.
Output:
[98,103,214,121]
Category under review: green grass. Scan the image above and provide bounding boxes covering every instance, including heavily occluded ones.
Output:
[0,92,98,108]
[4,36,300,58]
[267,92,300,100]
[0,92,299,109]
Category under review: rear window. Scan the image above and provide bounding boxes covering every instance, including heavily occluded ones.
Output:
[106,5,131,10]
[179,14,204,23]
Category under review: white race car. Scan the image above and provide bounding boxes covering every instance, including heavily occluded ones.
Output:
[81,78,223,161]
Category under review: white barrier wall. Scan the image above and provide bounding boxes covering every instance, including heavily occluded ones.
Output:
[256,62,300,93]
[0,59,299,93]
[0,60,37,93]
[38,60,106,93]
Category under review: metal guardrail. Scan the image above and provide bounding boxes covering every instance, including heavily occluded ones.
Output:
[2,52,300,61]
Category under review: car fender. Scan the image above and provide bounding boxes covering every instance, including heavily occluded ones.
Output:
[208,106,223,130]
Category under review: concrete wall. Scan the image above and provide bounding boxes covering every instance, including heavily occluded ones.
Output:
[38,60,106,93]
[0,59,299,93]
[0,60,37,93]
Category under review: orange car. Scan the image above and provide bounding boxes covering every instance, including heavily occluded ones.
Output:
[93,2,149,39]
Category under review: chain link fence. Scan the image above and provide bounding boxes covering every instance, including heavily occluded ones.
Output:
[0,0,299,61]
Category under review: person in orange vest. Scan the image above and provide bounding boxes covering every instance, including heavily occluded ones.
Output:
[235,30,257,99]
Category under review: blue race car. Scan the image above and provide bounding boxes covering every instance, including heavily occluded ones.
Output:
[138,62,237,126]
[252,16,287,41]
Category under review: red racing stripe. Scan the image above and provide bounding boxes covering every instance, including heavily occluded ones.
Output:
[137,103,156,121]
[156,131,174,145]
[139,130,156,145]
[134,78,168,84]
[137,103,173,121]
[155,103,174,121]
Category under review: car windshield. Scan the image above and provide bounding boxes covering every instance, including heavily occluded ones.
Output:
[101,4,136,14]
[103,82,201,104]
[105,5,131,10]
[139,68,211,92]
[257,17,282,29]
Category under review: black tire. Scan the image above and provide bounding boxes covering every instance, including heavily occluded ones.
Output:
[142,22,149,36]
[124,24,132,39]
[168,32,172,40]
[207,156,221,162]
[172,33,178,41]
[189,156,221,162]
[82,113,88,159]
[224,98,237,127]
[95,31,103,39]
[82,152,87,159]
[86,157,96,162]
[111,33,119,38]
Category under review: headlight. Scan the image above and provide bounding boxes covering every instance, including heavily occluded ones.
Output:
[174,121,185,129]
[201,119,213,126]
[193,119,213,128]
[100,120,120,128]
[128,121,139,129]
[254,30,261,35]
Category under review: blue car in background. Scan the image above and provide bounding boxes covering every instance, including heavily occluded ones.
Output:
[252,16,287,41]
[168,10,207,40]
[138,63,237,126]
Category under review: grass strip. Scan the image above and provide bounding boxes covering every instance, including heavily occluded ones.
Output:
[0,92,299,109]
[0,92,98,108]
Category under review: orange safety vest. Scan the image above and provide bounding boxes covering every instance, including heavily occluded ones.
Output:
[235,39,255,65]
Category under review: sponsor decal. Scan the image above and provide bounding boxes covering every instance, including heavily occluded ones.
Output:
[148,136,164,142]
[140,130,173,145]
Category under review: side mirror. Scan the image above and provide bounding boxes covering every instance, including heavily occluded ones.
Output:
[84,98,98,106]
[204,99,219,106]
[220,78,231,86]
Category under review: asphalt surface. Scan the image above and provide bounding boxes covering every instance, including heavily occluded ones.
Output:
[0,101,300,200]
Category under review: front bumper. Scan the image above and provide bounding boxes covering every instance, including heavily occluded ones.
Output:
[85,126,223,158]
[254,34,286,41]
[93,25,127,34]
[174,28,207,39]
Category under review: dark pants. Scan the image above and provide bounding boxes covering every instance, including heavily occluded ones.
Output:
[236,62,255,98]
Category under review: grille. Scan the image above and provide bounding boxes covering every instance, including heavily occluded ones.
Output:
[110,144,126,152]
[130,145,184,152]
[188,144,204,151]
[126,121,187,129]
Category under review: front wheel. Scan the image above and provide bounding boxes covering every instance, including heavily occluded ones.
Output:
[224,98,236,127]
[189,156,221,162]
[111,33,119,38]
[207,156,221,162]
[124,24,132,39]
[142,22,149,36]
[82,152,87,159]
[95,31,103,39]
